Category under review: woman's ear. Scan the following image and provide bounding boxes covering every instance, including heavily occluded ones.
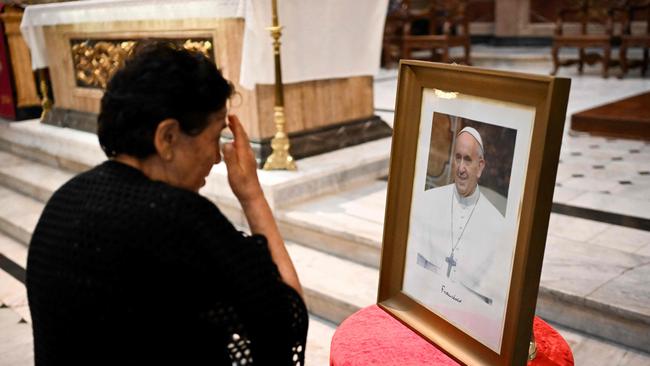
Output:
[153,119,180,161]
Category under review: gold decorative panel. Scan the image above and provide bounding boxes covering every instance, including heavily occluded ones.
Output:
[70,38,214,89]
[182,39,213,57]
[71,40,135,89]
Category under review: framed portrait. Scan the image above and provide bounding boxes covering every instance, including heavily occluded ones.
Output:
[377,61,570,366]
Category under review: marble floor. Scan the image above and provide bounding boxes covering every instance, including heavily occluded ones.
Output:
[553,321,650,366]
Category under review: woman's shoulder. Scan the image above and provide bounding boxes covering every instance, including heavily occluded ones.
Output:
[52,160,226,224]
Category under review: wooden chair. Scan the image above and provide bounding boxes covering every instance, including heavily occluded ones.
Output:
[382,0,409,67]
[618,0,650,77]
[551,0,622,78]
[401,0,471,64]
[382,0,437,66]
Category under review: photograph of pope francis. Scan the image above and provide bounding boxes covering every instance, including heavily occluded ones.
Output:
[403,112,518,353]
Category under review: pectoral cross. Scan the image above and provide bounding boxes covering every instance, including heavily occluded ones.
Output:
[445,253,456,278]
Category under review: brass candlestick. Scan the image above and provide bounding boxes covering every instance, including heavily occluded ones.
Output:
[263,0,296,170]
[38,69,52,120]
[528,332,537,361]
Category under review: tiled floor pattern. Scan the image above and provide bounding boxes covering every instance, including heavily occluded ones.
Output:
[555,137,650,221]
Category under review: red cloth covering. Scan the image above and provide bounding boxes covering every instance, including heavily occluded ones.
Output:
[330,305,573,366]
[0,4,17,119]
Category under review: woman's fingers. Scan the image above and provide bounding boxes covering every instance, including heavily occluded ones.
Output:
[227,114,256,169]
[228,114,250,150]
[222,116,240,173]
[224,114,262,203]
[222,142,237,168]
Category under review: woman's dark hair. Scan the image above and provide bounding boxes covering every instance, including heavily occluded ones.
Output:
[97,41,234,158]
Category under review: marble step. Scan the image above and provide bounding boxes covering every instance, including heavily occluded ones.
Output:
[0,178,376,327]
[0,148,378,325]
[0,151,74,203]
[0,119,391,211]
[553,320,650,365]
[0,120,102,173]
[286,241,377,324]
[536,232,650,354]
[276,180,386,268]
[0,233,30,323]
[0,232,28,270]
[0,187,42,246]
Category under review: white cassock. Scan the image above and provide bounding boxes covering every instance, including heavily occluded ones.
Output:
[403,183,513,352]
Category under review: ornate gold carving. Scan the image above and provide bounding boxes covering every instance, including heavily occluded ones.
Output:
[71,39,214,89]
[183,39,213,57]
[72,40,136,89]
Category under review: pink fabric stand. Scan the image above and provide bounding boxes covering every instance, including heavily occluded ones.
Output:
[330,305,574,366]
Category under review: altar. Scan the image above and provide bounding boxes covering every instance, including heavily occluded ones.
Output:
[20,0,390,165]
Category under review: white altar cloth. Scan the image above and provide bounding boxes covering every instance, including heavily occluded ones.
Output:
[20,0,388,88]
[239,0,388,88]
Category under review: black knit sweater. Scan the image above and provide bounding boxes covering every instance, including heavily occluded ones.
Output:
[27,160,308,365]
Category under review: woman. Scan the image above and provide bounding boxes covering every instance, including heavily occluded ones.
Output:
[26,42,308,365]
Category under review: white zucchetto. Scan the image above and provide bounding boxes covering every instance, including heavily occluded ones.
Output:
[458,126,484,155]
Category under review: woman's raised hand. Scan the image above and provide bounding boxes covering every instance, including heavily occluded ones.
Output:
[222,115,303,295]
[222,115,264,204]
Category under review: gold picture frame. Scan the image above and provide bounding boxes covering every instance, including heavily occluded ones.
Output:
[378,60,571,366]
